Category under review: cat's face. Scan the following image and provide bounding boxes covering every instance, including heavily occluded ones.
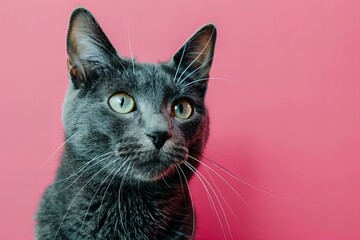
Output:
[62,8,216,182]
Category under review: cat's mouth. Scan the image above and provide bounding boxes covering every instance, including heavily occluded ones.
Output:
[115,142,188,181]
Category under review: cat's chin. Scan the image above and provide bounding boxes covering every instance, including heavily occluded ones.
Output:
[152,163,179,181]
[131,164,176,182]
[121,146,188,182]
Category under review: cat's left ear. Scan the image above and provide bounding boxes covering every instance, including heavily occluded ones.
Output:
[170,24,217,85]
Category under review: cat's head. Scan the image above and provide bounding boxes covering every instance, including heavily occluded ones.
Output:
[62,8,216,182]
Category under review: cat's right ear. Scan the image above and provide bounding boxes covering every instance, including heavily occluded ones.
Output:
[170,24,217,86]
[66,8,117,88]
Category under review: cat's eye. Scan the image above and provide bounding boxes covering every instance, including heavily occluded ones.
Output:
[108,92,135,114]
[172,99,193,119]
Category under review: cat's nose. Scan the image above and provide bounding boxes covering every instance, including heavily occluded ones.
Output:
[146,131,170,150]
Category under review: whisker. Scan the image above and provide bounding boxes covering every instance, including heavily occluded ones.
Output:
[53,154,111,193]
[127,18,135,75]
[177,56,213,86]
[85,36,128,74]
[97,160,127,225]
[185,161,233,240]
[183,161,228,240]
[51,152,113,185]
[196,168,234,240]
[176,163,195,239]
[161,175,171,188]
[79,166,119,235]
[173,43,187,82]
[76,59,123,78]
[175,164,187,206]
[52,158,118,240]
[182,77,245,89]
[114,217,119,237]
[117,163,132,233]
[204,167,244,230]
[202,155,288,201]
[40,132,78,168]
[189,155,263,225]
[175,28,216,84]
[42,153,112,214]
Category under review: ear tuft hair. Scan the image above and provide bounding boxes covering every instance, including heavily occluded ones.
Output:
[171,24,217,85]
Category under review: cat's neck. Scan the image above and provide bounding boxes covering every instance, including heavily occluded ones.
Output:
[58,146,188,194]
[52,147,194,239]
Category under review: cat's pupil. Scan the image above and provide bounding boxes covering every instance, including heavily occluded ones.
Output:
[178,104,183,114]
[120,97,124,108]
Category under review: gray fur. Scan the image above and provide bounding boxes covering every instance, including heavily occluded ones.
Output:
[36,7,216,240]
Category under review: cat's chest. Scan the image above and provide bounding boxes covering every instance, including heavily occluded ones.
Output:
[73,188,173,239]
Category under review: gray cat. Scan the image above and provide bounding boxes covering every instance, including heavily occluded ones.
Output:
[36,7,216,240]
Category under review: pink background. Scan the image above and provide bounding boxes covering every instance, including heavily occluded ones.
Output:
[1,0,359,239]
